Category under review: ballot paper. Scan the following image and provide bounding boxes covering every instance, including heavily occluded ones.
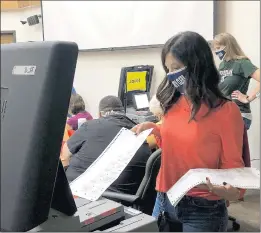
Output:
[167,167,260,207]
[70,127,153,201]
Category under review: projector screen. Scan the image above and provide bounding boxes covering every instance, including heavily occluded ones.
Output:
[42,1,214,50]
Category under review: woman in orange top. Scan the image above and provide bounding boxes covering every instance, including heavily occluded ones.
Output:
[132,31,245,232]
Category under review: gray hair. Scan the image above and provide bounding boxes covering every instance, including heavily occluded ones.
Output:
[149,95,163,118]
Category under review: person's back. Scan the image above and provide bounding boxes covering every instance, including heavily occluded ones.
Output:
[65,114,151,195]
[67,111,93,130]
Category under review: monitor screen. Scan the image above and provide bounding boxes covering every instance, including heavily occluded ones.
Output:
[1,41,78,232]
[134,93,149,110]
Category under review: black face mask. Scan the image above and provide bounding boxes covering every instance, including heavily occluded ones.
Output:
[167,67,187,94]
[215,48,226,60]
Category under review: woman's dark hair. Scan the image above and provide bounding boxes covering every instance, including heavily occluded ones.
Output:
[156,31,227,121]
[69,94,86,115]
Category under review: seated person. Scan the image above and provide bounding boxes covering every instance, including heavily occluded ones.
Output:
[68,87,77,118]
[61,95,151,195]
[61,123,73,168]
[147,95,163,149]
[67,94,93,130]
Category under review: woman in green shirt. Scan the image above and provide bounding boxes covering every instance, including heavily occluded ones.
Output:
[213,33,260,130]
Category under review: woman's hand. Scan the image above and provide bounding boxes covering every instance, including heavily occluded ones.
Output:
[231,90,249,103]
[206,177,240,201]
[195,177,241,201]
[131,122,158,135]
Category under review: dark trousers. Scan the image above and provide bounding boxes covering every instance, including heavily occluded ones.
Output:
[243,117,252,130]
[152,192,228,232]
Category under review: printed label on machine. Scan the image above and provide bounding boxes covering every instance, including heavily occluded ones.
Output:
[126,71,147,92]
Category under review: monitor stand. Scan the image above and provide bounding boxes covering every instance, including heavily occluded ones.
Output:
[30,162,125,232]
[30,164,157,232]
[30,197,124,232]
[51,160,77,216]
[30,162,157,232]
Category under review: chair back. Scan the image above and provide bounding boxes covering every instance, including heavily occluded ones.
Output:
[135,149,161,215]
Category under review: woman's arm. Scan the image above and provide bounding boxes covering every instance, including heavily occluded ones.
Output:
[147,135,158,149]
[132,122,160,137]
[60,142,72,167]
[232,69,260,103]
[197,102,245,200]
[61,124,88,167]
[146,121,163,149]
[247,69,260,102]
[217,102,245,200]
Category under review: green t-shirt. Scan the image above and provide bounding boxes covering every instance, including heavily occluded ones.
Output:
[218,59,257,113]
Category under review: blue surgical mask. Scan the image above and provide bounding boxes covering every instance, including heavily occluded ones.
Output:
[215,47,226,60]
[167,67,187,94]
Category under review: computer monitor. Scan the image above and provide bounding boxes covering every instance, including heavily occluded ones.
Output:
[1,41,78,232]
[118,65,154,111]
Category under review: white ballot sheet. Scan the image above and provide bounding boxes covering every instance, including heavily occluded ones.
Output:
[70,128,153,201]
[167,168,260,207]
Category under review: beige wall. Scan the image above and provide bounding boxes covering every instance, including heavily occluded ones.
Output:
[216,1,260,168]
[1,1,260,167]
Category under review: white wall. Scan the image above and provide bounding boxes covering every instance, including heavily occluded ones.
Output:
[1,7,43,42]
[1,2,260,168]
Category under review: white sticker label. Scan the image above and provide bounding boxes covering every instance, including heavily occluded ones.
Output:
[126,207,141,215]
[12,66,36,76]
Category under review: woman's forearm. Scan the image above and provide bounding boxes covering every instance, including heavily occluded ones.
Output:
[61,143,72,167]
[248,85,260,102]
[150,122,161,138]
[248,69,260,102]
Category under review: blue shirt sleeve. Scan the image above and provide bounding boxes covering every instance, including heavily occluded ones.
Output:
[71,87,76,94]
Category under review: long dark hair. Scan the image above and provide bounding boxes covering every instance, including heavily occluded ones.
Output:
[156,31,227,121]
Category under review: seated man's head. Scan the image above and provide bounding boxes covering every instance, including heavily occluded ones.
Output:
[69,94,86,115]
[99,95,124,117]
[149,95,163,120]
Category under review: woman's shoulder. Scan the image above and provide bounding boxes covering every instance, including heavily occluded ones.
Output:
[219,61,225,69]
[232,58,252,66]
[67,115,76,123]
[83,111,93,119]
[238,58,250,62]
[215,100,242,120]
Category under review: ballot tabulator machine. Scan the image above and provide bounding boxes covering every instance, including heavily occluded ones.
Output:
[118,65,157,124]
[1,42,157,232]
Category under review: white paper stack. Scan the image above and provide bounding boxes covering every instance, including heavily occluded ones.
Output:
[70,127,152,201]
[167,167,260,207]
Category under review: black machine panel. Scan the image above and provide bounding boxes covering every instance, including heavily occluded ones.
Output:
[117,65,157,124]
[118,65,154,111]
[1,42,78,231]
